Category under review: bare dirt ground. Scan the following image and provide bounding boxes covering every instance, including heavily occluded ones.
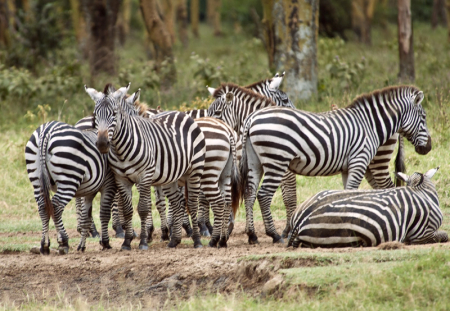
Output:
[0,220,441,309]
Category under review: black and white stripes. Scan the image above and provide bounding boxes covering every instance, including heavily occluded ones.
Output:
[287,167,447,248]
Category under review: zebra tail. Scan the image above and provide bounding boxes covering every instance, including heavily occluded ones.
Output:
[238,118,253,204]
[38,126,54,219]
[229,133,241,218]
[394,135,406,187]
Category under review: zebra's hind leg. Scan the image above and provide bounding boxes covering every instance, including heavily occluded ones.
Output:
[280,171,297,238]
[154,186,169,241]
[37,197,51,255]
[185,178,203,248]
[51,196,71,255]
[257,171,284,244]
[163,183,185,248]
[77,196,95,252]
[117,180,135,251]
[204,187,226,248]
[111,193,125,238]
[136,181,153,250]
[198,192,211,237]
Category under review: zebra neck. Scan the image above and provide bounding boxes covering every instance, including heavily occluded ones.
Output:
[349,98,402,146]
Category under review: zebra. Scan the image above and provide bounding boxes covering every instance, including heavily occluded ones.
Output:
[287,167,448,248]
[237,85,431,244]
[25,121,117,255]
[86,83,207,249]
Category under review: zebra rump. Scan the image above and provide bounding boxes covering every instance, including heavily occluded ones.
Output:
[287,167,448,248]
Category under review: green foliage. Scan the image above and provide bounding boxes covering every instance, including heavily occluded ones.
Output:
[325,56,367,90]
[191,52,228,91]
[1,1,69,71]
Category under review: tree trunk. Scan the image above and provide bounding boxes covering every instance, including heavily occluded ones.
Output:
[212,0,222,36]
[206,0,214,26]
[176,0,188,47]
[116,0,131,45]
[398,0,414,83]
[352,0,377,45]
[432,0,447,29]
[140,0,176,89]
[190,0,199,38]
[447,0,450,42]
[160,0,175,44]
[83,0,122,79]
[264,0,318,100]
[70,0,87,46]
[0,0,10,48]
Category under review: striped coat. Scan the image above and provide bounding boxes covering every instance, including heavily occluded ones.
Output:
[288,167,448,248]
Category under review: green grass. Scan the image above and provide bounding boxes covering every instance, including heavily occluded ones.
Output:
[1,20,450,310]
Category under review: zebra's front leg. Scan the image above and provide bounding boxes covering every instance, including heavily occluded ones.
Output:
[117,181,135,251]
[257,173,284,244]
[154,186,169,241]
[280,171,297,238]
[99,175,116,250]
[136,181,153,250]
[77,196,95,252]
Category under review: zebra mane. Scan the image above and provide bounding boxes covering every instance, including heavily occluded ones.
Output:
[103,83,116,95]
[124,93,149,117]
[244,78,270,90]
[212,83,275,106]
[347,85,421,109]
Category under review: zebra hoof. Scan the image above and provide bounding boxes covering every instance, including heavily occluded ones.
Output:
[77,245,86,252]
[121,239,132,251]
[114,225,125,238]
[273,235,284,244]
[208,239,218,248]
[40,246,50,255]
[248,232,259,245]
[281,229,290,239]
[227,222,235,236]
[58,247,69,255]
[89,230,100,238]
[218,238,227,248]
[200,229,211,237]
[100,240,112,250]
[139,244,149,250]
[167,239,180,248]
[194,242,203,249]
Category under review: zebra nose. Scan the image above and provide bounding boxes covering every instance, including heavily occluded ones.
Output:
[96,138,110,154]
[415,135,432,155]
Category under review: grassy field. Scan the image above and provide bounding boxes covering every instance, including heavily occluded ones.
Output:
[1,22,450,309]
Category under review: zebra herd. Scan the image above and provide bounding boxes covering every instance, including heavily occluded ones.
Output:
[25,72,447,255]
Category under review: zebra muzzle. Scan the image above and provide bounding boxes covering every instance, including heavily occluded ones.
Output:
[415,135,432,155]
[96,131,110,154]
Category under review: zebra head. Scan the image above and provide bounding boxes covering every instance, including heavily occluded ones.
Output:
[396,167,439,190]
[85,83,130,154]
[399,87,431,155]
[207,84,240,132]
[267,72,295,109]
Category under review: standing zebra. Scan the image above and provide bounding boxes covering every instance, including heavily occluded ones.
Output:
[86,84,206,249]
[237,85,431,244]
[25,121,117,255]
[288,167,448,248]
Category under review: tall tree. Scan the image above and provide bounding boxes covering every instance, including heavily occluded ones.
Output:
[175,0,188,46]
[70,0,87,46]
[351,0,377,45]
[432,0,447,29]
[261,0,319,100]
[116,0,131,45]
[447,0,450,41]
[83,0,122,79]
[160,0,175,44]
[0,0,10,48]
[140,0,176,89]
[398,0,414,82]
[190,0,199,38]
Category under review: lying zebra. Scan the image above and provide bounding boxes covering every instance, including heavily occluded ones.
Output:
[287,167,448,248]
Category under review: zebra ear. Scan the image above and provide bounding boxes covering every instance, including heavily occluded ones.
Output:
[269,75,283,90]
[414,91,424,105]
[84,85,104,102]
[424,167,439,179]
[112,82,131,102]
[395,172,409,183]
[207,86,216,96]
[225,92,234,104]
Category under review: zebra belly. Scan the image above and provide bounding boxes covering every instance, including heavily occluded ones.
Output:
[288,157,344,176]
